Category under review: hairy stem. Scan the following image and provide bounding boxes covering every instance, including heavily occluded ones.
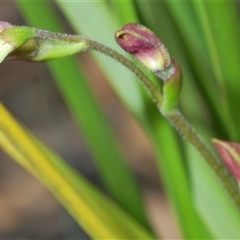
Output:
[166,111,240,207]
[87,39,163,106]
[43,34,240,209]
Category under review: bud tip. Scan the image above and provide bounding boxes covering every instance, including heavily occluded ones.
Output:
[115,23,171,72]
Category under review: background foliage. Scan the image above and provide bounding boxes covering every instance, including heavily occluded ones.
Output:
[1,1,240,239]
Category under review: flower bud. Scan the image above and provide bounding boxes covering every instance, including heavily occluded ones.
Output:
[213,139,240,184]
[0,24,37,63]
[115,23,182,113]
[9,30,89,62]
[0,21,15,63]
[115,23,171,73]
[0,22,89,62]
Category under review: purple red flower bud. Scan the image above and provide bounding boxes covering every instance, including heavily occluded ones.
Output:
[115,23,171,73]
[213,139,240,184]
[115,23,182,113]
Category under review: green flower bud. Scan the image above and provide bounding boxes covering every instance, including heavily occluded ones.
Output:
[0,22,89,63]
[9,30,89,62]
[0,23,37,63]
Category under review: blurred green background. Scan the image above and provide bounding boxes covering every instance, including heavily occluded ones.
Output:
[1,1,240,239]
[0,2,174,239]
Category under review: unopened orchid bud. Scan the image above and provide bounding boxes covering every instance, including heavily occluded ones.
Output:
[115,23,171,74]
[115,23,182,114]
[213,139,240,186]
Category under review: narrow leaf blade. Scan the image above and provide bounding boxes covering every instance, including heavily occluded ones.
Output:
[0,102,154,239]
[16,1,149,227]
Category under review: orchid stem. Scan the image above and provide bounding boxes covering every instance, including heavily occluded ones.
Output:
[85,38,240,209]
[88,39,163,105]
[166,110,240,207]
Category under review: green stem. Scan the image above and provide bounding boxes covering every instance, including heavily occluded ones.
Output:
[166,110,240,207]
[85,38,240,209]
[12,28,240,209]
[87,39,163,106]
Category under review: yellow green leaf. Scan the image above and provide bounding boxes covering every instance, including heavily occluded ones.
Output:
[0,102,154,239]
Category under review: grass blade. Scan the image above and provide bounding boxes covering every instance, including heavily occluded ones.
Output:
[136,2,214,238]
[16,1,149,228]
[165,2,228,139]
[152,117,213,239]
[56,1,146,119]
[186,143,240,238]
[109,0,139,24]
[192,2,240,140]
[0,102,154,239]
[159,2,240,237]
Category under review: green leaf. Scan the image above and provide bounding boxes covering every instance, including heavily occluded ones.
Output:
[0,102,154,239]
[16,1,149,228]
[152,118,213,239]
[186,142,240,239]
[192,1,240,141]
[55,1,146,119]
[135,2,214,238]
[110,0,139,24]
[135,1,210,129]
[165,2,228,138]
